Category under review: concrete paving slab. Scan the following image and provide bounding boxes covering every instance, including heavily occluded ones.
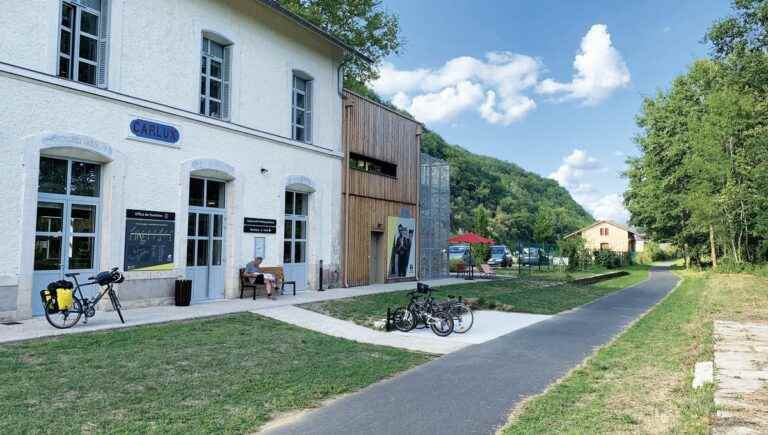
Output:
[390,310,551,345]
[713,320,768,435]
[253,306,552,354]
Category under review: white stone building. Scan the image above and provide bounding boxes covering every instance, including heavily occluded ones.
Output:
[0,0,367,320]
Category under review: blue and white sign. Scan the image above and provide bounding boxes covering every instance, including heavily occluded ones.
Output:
[129,118,180,145]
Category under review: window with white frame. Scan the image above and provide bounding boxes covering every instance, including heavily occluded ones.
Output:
[292,73,313,143]
[200,37,231,120]
[58,0,109,87]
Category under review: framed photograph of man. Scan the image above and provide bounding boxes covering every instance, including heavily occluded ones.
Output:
[386,216,416,278]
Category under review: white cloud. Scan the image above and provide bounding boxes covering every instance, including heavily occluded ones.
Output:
[406,81,485,124]
[564,149,601,170]
[372,24,629,125]
[372,52,541,125]
[537,24,630,105]
[549,149,629,224]
[588,193,630,223]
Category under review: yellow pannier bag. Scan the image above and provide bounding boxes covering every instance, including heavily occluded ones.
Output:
[56,288,74,310]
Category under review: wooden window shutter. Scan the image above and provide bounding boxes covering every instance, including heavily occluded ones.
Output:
[96,0,110,88]
[305,79,312,142]
[222,46,231,121]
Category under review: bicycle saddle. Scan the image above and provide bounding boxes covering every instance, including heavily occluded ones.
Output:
[64,272,80,278]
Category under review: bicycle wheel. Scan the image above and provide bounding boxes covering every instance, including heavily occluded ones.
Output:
[393,307,416,332]
[108,290,125,324]
[44,298,82,329]
[451,304,474,334]
[430,311,454,337]
[408,302,428,329]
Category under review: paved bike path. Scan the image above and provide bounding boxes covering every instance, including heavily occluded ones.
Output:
[262,267,679,435]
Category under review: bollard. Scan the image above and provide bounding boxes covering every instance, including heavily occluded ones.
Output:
[318,260,324,291]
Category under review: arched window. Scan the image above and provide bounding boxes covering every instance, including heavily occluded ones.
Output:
[292,70,313,143]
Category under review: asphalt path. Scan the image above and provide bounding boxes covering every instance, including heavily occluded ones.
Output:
[263,266,679,435]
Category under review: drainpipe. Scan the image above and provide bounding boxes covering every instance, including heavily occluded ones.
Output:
[339,55,352,287]
[343,102,352,287]
[337,55,352,97]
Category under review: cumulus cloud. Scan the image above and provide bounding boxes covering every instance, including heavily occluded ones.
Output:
[372,52,541,125]
[372,24,629,125]
[549,149,629,223]
[537,24,630,105]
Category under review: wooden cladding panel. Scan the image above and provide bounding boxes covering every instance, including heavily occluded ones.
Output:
[342,91,420,205]
[344,195,417,287]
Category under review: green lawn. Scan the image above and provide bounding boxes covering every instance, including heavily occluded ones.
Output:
[494,264,618,281]
[301,265,650,328]
[0,313,432,434]
[500,270,768,434]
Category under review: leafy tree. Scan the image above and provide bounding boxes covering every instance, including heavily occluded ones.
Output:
[707,0,768,59]
[626,35,768,267]
[279,0,402,85]
[473,204,491,237]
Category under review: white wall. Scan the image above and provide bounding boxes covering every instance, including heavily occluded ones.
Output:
[0,67,342,318]
[0,0,344,151]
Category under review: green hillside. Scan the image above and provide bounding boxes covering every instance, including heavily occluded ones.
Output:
[420,129,594,244]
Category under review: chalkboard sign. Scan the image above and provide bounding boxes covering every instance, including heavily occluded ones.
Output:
[124,209,175,271]
[244,217,277,234]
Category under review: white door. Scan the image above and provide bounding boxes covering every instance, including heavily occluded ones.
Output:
[185,178,226,302]
[283,191,308,290]
[32,158,100,315]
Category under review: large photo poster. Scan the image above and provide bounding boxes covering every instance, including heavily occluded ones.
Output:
[386,216,416,278]
[124,210,175,271]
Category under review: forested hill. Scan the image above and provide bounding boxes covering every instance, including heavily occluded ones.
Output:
[420,129,594,244]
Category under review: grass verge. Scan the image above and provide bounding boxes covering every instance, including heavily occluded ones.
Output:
[500,270,768,434]
[0,313,432,434]
[301,265,650,328]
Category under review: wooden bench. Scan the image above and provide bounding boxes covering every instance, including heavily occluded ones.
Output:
[239,267,296,299]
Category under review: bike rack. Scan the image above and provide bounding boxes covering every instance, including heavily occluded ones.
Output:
[385,307,396,332]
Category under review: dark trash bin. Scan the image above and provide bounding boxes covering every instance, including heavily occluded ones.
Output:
[175,279,192,306]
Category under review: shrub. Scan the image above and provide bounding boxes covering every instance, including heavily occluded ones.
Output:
[594,250,624,269]
[558,237,586,271]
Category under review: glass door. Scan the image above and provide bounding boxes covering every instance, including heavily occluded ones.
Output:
[185,178,226,301]
[283,191,308,290]
[32,157,100,316]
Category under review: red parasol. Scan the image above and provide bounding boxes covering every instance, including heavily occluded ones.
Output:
[448,232,495,245]
[447,232,494,280]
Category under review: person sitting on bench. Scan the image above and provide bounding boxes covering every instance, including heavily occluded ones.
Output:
[244,256,276,299]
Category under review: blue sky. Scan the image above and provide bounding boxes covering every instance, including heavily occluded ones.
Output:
[372,0,732,223]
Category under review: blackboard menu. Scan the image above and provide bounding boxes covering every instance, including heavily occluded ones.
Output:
[124,209,175,271]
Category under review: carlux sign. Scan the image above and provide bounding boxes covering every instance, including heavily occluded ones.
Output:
[130,119,180,144]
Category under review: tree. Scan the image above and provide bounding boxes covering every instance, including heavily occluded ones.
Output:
[707,0,768,59]
[279,0,402,85]
[473,204,490,237]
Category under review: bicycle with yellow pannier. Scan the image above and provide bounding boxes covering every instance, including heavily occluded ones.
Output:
[40,267,126,329]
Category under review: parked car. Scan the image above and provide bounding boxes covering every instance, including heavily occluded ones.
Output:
[519,248,549,266]
[487,245,513,267]
[448,244,472,264]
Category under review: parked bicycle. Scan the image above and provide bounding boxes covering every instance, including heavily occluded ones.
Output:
[438,295,474,334]
[40,267,126,329]
[393,283,454,337]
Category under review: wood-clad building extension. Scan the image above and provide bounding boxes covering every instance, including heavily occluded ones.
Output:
[342,90,422,287]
